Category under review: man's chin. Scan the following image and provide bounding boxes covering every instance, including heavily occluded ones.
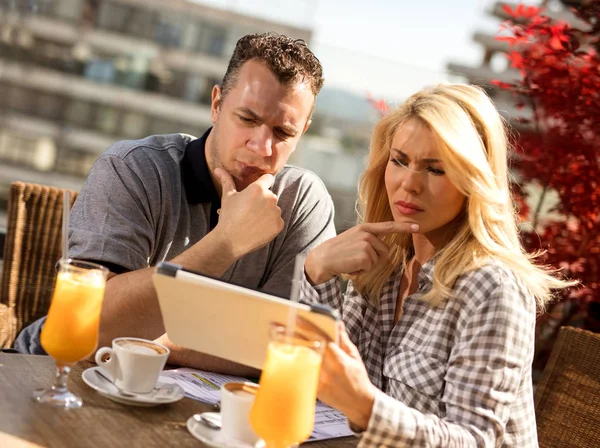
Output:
[233,175,261,191]
[234,170,274,190]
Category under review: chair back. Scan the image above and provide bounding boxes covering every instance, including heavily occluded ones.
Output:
[535,326,600,447]
[0,181,77,348]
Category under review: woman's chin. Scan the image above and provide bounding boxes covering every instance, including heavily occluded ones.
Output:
[393,215,419,227]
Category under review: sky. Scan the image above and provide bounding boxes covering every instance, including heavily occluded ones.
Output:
[194,0,503,100]
[312,0,501,101]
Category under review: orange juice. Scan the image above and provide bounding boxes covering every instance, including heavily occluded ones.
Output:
[40,271,106,364]
[250,341,323,448]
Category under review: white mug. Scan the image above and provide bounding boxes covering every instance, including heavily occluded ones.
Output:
[95,337,170,394]
[221,381,260,444]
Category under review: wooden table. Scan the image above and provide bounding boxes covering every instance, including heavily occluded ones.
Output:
[0,354,358,448]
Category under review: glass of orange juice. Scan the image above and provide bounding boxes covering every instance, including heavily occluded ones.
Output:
[250,324,325,448]
[33,259,108,408]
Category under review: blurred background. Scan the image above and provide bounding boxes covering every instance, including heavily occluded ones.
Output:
[0,0,580,231]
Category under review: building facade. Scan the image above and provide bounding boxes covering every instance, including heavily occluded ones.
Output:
[0,0,312,224]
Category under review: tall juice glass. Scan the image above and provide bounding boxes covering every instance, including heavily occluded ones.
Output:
[33,259,108,408]
[250,325,325,448]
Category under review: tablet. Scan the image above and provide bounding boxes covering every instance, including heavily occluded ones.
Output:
[153,262,340,370]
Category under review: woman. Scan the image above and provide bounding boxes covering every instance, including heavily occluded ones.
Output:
[300,84,573,447]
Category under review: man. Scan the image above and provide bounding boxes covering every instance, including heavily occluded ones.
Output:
[15,33,335,376]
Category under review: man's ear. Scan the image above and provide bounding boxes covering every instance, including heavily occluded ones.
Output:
[210,85,222,123]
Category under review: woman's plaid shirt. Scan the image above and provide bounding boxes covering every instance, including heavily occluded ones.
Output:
[300,259,539,447]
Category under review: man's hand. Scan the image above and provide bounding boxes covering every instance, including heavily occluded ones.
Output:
[213,168,284,259]
[96,169,284,349]
[305,221,420,285]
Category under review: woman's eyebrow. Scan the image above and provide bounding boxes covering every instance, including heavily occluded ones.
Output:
[391,148,440,164]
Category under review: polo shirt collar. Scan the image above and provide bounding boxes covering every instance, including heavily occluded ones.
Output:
[182,127,220,207]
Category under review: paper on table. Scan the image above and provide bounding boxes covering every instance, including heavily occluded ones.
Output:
[160,367,354,442]
[310,402,355,441]
[160,367,242,403]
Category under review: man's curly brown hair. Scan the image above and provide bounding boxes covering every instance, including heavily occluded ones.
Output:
[220,32,324,101]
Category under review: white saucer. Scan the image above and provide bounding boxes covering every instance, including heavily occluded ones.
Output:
[187,413,265,448]
[82,366,185,407]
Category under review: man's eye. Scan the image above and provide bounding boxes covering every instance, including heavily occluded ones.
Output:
[239,116,254,123]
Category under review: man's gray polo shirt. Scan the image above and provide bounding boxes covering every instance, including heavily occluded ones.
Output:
[69,128,336,297]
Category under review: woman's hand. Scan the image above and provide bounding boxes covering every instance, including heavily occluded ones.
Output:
[318,325,377,431]
[305,221,419,285]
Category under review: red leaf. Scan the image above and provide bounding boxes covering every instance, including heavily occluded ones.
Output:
[491,79,513,90]
[516,4,525,17]
[502,4,515,17]
[508,51,526,69]
[366,92,389,116]
[550,36,564,50]
[496,35,517,44]
[523,6,542,19]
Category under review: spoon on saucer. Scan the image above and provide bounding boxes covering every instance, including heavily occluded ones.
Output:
[193,413,222,430]
[94,369,137,398]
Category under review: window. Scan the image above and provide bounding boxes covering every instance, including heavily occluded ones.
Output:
[195,24,229,56]
[7,86,37,115]
[32,38,81,74]
[96,106,120,135]
[65,100,93,127]
[32,136,57,171]
[97,2,135,34]
[37,93,66,121]
[180,20,201,52]
[158,70,187,99]
[120,111,148,139]
[154,13,183,48]
[128,8,155,40]
[57,148,97,177]
[52,0,84,21]
[205,26,228,56]
[198,77,220,106]
[0,132,32,164]
[84,59,116,84]
[114,55,149,90]
[183,75,201,103]
[0,83,9,105]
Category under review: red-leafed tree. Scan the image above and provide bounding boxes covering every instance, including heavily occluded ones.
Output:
[493,1,600,374]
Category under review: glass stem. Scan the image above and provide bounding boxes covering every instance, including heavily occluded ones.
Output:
[52,362,71,392]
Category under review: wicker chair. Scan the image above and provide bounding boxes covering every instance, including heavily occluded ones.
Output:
[0,181,77,348]
[535,326,600,448]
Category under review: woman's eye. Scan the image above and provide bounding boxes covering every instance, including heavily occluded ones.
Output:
[428,167,445,175]
[391,157,445,176]
[391,158,408,167]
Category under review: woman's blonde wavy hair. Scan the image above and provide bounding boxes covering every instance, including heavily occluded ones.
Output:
[351,83,574,308]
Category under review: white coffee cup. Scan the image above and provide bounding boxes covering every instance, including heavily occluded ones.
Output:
[221,381,260,444]
[95,337,170,394]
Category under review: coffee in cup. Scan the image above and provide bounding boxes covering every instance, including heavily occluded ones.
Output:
[221,381,260,444]
[95,337,169,394]
[114,338,168,355]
